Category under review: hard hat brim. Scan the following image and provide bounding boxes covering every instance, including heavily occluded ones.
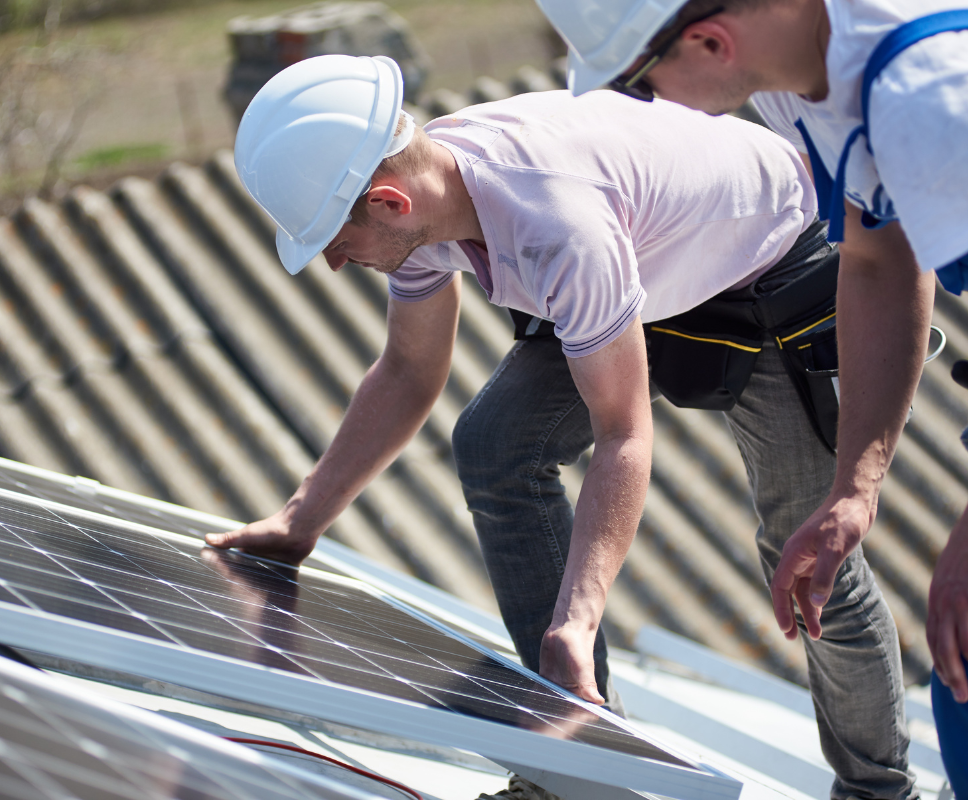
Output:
[276,227,325,275]
[567,49,629,96]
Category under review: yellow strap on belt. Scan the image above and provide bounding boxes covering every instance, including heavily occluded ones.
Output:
[650,326,762,353]
[776,311,837,349]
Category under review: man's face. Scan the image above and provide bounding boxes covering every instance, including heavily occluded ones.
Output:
[322,215,430,274]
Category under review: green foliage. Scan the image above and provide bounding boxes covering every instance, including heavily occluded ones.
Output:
[73,142,169,171]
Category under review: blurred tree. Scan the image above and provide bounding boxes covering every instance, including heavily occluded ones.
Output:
[0,24,101,205]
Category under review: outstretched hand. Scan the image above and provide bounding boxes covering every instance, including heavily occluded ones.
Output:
[539,624,605,706]
[927,507,968,704]
[205,508,319,566]
[770,494,873,640]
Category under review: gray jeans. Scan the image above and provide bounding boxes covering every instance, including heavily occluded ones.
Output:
[453,265,917,800]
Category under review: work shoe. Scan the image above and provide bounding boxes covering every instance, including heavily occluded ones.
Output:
[476,774,561,800]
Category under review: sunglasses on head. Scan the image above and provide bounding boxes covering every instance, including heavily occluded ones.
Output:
[608,6,725,102]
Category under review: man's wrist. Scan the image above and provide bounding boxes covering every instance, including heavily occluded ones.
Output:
[828,461,885,515]
[549,602,604,639]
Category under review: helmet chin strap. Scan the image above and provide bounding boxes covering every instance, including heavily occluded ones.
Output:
[385,111,415,158]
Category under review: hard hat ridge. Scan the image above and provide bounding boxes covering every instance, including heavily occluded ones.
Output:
[536,0,689,95]
[234,54,407,274]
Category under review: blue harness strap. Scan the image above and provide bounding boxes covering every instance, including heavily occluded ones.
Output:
[798,9,968,291]
[795,119,835,223]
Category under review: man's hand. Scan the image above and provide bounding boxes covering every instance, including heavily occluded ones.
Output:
[928,505,968,703]
[539,623,605,705]
[206,506,318,566]
[770,494,874,639]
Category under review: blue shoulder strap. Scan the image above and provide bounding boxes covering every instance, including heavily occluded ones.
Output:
[794,119,834,222]
[819,10,968,243]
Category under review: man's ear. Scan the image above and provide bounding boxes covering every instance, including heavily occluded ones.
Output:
[367,185,412,216]
[678,18,737,65]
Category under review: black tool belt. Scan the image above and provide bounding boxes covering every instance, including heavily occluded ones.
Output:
[510,219,841,453]
[646,234,840,452]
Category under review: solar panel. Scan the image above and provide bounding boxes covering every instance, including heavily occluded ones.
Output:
[0,485,742,800]
[0,458,517,656]
[0,655,384,800]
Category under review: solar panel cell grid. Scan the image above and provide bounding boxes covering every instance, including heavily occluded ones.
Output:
[0,491,694,771]
[0,461,522,659]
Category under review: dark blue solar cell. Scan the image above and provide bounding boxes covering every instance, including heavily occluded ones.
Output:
[15,589,172,643]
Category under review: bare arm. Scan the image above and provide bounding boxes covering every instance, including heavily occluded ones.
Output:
[206,277,462,564]
[539,320,653,703]
[771,197,935,639]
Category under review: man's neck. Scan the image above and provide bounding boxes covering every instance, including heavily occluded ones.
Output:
[424,141,485,244]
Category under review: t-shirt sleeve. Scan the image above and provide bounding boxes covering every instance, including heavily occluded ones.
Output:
[387,244,456,303]
[509,181,646,358]
[868,32,968,271]
[751,92,808,153]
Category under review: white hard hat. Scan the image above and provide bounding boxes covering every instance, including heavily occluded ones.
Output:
[536,0,688,96]
[234,54,414,274]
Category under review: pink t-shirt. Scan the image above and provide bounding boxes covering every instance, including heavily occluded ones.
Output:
[389,91,816,358]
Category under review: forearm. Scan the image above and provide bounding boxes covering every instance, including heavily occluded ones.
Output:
[834,225,934,514]
[283,355,444,533]
[552,432,652,631]
[205,284,460,564]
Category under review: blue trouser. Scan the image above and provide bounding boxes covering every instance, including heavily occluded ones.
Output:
[453,258,917,800]
[931,627,968,793]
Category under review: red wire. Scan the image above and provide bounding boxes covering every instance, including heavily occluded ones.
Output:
[224,737,424,800]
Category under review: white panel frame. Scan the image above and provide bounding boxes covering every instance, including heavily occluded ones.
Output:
[610,670,833,800]
[634,625,945,778]
[634,625,815,717]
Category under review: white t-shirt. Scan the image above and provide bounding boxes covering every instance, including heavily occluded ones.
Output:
[752,0,968,272]
[390,91,816,358]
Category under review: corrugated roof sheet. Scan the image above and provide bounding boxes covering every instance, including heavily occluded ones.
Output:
[1,66,966,689]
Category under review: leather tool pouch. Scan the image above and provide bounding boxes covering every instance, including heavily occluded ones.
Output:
[647,304,764,412]
[510,308,556,339]
[773,308,840,453]
[648,233,841,451]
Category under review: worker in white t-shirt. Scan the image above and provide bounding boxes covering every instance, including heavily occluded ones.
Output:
[538,0,968,784]
[214,55,916,800]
